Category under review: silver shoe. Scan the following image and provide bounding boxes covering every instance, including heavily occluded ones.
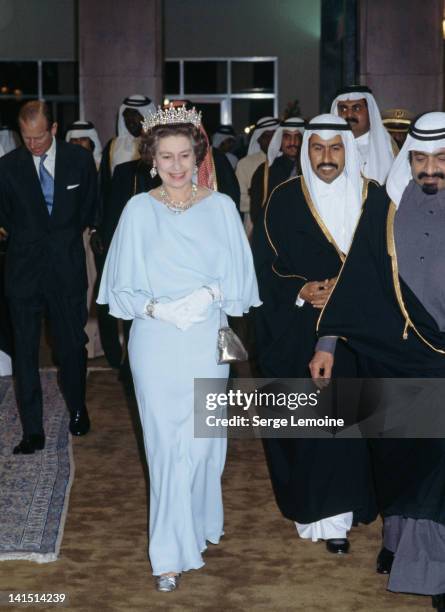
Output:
[156,574,180,592]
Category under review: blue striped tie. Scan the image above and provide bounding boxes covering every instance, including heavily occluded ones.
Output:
[39,154,54,215]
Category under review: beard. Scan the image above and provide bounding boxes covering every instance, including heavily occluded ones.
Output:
[283,146,299,159]
[422,183,439,195]
[417,172,445,195]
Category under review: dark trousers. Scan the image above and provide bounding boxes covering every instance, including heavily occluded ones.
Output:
[0,253,13,357]
[8,292,88,436]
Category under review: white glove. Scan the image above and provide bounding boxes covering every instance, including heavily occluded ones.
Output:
[151,285,220,331]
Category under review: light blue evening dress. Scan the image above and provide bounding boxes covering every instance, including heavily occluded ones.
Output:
[97,190,260,575]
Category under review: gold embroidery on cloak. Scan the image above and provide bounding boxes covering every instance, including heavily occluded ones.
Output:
[386,201,445,353]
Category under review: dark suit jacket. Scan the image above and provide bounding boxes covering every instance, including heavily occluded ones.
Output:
[0,140,97,298]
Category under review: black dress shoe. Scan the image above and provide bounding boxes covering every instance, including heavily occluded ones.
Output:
[432,593,445,611]
[69,408,90,436]
[326,538,350,554]
[13,434,45,455]
[376,547,394,574]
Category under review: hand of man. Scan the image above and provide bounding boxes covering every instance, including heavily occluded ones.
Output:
[0,227,8,241]
[309,350,334,388]
[90,231,104,255]
[299,277,337,309]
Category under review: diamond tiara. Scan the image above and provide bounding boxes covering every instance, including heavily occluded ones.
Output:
[142,104,202,132]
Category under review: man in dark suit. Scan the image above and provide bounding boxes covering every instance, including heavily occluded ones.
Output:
[0,101,97,454]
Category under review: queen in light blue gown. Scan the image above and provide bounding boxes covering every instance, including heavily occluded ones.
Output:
[97,187,260,577]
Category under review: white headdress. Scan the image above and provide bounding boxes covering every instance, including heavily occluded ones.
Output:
[386,111,445,207]
[117,95,156,137]
[0,127,19,154]
[300,114,362,253]
[112,94,156,173]
[330,87,394,184]
[65,120,103,165]
[212,125,236,149]
[247,116,280,156]
[267,117,305,167]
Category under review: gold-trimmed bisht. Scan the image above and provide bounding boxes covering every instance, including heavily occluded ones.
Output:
[386,201,445,353]
[301,176,346,263]
[264,176,307,282]
[315,176,374,337]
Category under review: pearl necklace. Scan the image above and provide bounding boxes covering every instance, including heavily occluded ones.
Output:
[159,184,198,213]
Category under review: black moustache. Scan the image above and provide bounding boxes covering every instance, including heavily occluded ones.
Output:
[418,172,445,180]
[317,163,338,170]
[346,117,359,124]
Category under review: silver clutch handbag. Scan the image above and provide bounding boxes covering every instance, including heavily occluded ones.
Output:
[217,308,248,364]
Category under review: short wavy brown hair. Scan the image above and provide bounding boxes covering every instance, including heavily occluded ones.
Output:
[139,123,208,166]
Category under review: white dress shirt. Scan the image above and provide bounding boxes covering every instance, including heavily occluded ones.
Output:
[32,136,56,178]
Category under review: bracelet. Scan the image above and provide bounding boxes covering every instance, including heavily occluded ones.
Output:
[203,285,216,302]
[144,298,158,318]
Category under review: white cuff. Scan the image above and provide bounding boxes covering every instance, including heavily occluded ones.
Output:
[295,295,305,308]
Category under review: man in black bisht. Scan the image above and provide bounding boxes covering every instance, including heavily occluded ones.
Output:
[311,111,445,611]
[99,95,155,210]
[253,114,379,555]
[249,117,305,226]
[212,124,238,169]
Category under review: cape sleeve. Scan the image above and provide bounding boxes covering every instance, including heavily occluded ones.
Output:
[218,196,262,316]
[96,196,154,320]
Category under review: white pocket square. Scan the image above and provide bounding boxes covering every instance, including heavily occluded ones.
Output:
[66,184,80,190]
